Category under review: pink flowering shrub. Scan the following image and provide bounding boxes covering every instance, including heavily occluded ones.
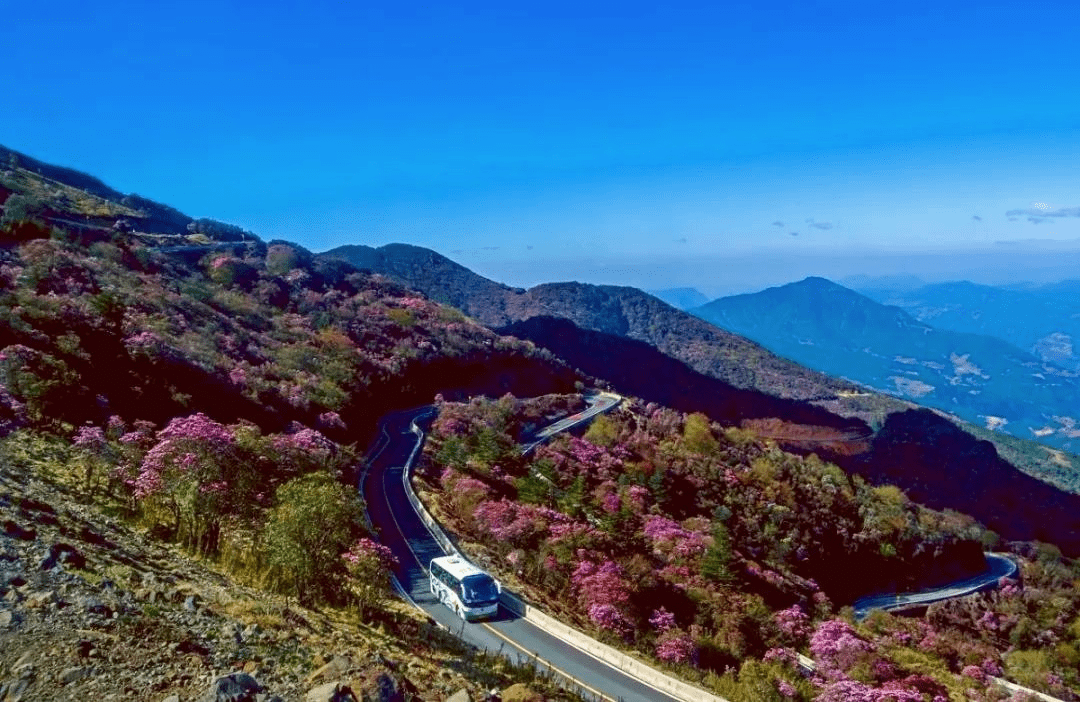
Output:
[809,620,872,680]
[318,411,345,430]
[775,605,812,644]
[642,515,709,562]
[73,424,106,449]
[815,679,927,702]
[342,538,399,614]
[655,629,696,664]
[961,665,987,683]
[473,499,561,548]
[132,413,258,552]
[272,427,334,458]
[650,607,677,633]
[571,558,635,636]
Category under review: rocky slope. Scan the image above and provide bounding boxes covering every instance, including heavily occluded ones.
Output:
[1,457,567,702]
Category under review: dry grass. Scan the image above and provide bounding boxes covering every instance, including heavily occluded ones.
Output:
[1,167,141,219]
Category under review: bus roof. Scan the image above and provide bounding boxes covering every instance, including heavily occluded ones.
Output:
[431,555,489,581]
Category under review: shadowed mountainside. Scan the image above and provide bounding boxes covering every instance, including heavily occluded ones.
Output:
[855,408,1080,554]
[497,315,868,433]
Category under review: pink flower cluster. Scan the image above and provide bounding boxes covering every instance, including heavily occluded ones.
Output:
[809,620,872,680]
[473,499,562,545]
[272,427,334,456]
[572,559,633,634]
[318,411,346,429]
[649,607,676,633]
[816,679,927,702]
[158,413,235,445]
[73,425,106,450]
[642,515,709,560]
[775,605,812,642]
[342,538,398,569]
[134,414,235,499]
[655,630,695,663]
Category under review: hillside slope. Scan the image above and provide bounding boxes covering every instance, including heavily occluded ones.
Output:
[323,244,866,407]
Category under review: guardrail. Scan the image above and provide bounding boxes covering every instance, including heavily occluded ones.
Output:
[401,410,728,702]
[989,677,1067,702]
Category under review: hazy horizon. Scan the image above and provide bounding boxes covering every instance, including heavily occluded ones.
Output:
[438,240,1080,299]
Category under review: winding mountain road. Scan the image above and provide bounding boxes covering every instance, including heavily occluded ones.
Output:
[360,403,688,702]
[360,395,1024,702]
[520,392,622,454]
[853,552,1017,620]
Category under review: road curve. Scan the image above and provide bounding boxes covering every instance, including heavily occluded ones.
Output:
[360,405,684,702]
[853,552,1018,620]
[521,392,622,455]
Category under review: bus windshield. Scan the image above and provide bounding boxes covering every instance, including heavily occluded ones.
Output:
[461,574,499,605]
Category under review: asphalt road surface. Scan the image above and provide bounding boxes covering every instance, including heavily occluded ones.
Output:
[520,393,622,455]
[360,406,683,702]
[853,552,1018,619]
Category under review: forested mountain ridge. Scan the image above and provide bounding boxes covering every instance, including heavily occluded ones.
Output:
[323,244,867,406]
[322,243,1080,497]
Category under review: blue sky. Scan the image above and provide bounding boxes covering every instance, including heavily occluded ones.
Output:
[5,0,1079,295]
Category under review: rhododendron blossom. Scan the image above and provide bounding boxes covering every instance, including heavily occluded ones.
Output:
[642,515,709,560]
[73,425,106,450]
[318,411,345,429]
[775,604,811,642]
[473,499,561,545]
[655,630,695,663]
[272,427,333,456]
[810,620,872,680]
[649,607,676,633]
[588,603,633,637]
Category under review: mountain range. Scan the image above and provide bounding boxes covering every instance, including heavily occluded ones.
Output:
[692,277,1080,454]
[647,287,710,310]
[859,279,1080,373]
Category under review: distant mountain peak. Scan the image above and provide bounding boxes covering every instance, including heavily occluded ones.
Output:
[647,287,709,310]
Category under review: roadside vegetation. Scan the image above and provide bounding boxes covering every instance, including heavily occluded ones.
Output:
[420,397,1080,700]
[0,196,585,699]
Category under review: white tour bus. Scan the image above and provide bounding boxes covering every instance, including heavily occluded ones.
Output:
[429,555,501,621]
